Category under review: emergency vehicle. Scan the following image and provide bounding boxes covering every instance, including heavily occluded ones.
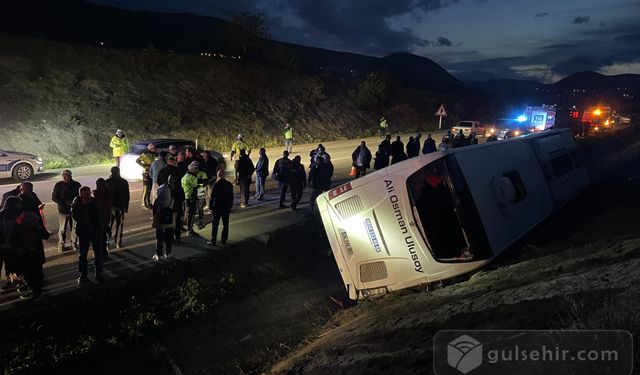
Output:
[318,129,589,300]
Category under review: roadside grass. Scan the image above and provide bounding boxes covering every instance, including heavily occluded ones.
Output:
[0,219,340,374]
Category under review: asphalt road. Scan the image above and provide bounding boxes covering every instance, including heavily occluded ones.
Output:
[0,131,446,308]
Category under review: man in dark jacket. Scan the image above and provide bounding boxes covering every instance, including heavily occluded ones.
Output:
[19,182,43,214]
[105,166,130,249]
[391,136,407,164]
[273,150,292,209]
[377,135,392,168]
[309,156,333,214]
[72,186,104,283]
[422,133,437,154]
[236,149,255,208]
[93,178,113,257]
[206,169,234,247]
[52,170,81,252]
[254,148,269,201]
[1,185,20,209]
[351,141,372,178]
[157,158,184,243]
[289,155,306,210]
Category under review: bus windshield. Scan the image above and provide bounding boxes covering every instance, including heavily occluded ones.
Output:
[406,155,492,262]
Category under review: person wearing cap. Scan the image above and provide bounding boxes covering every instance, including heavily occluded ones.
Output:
[230,134,250,184]
[109,129,129,167]
[283,123,294,153]
[51,170,82,252]
[181,161,200,236]
[136,143,157,209]
[166,144,179,162]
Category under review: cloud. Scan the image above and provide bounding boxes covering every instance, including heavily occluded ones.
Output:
[534,12,548,18]
[540,43,576,50]
[614,34,640,44]
[511,64,563,83]
[435,37,452,47]
[573,16,591,24]
[598,60,640,75]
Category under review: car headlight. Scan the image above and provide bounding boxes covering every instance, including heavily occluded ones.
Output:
[514,130,520,136]
[34,156,43,163]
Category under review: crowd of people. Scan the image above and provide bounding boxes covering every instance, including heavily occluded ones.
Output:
[0,128,339,301]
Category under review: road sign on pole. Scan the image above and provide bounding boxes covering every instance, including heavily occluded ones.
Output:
[435,104,447,129]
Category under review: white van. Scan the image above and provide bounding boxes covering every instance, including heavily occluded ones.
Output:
[318,129,589,300]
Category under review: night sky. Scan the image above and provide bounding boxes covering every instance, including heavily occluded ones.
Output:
[90,0,640,83]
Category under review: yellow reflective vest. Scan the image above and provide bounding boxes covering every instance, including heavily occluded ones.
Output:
[379,118,387,129]
[284,127,293,139]
[110,136,129,157]
[231,140,250,156]
[181,173,198,199]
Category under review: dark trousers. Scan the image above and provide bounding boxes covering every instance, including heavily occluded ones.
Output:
[279,181,289,206]
[78,234,103,277]
[22,250,43,294]
[109,208,125,247]
[355,166,367,178]
[309,188,324,214]
[174,201,184,241]
[210,210,230,245]
[142,173,152,208]
[239,177,250,205]
[185,198,197,232]
[290,184,303,209]
[58,213,77,249]
[155,227,173,256]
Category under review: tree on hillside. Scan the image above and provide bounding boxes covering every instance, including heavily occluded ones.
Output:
[350,72,389,108]
[231,12,271,55]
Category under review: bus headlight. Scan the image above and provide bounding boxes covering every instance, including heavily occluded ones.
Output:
[361,286,388,299]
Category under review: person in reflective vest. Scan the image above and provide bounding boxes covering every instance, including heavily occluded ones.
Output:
[379,116,388,138]
[109,129,129,167]
[284,123,294,153]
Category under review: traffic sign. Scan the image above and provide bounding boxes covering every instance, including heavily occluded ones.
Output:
[435,104,447,117]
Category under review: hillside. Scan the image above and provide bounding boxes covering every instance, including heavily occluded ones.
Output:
[0,33,471,166]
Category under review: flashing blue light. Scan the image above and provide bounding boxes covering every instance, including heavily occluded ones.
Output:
[516,115,527,123]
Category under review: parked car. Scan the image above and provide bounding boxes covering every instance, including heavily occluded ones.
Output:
[119,139,225,180]
[0,150,44,181]
[451,121,487,137]
[486,119,533,140]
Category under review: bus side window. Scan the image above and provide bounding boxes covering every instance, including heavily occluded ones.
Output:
[502,170,527,203]
[549,149,574,178]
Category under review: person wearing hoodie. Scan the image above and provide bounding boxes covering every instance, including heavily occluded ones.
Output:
[181,161,200,236]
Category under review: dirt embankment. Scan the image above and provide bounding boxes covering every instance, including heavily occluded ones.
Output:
[270,128,640,374]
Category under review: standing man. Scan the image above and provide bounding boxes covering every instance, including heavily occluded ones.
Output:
[206,169,234,247]
[149,151,167,204]
[166,144,179,161]
[52,170,81,252]
[181,161,200,236]
[230,134,250,184]
[283,123,294,153]
[391,136,407,164]
[236,149,254,208]
[351,141,372,178]
[152,176,174,261]
[272,150,292,209]
[379,116,388,138]
[157,157,184,244]
[136,143,156,209]
[309,156,333,214]
[254,148,269,201]
[72,186,104,283]
[289,155,306,210]
[92,178,113,257]
[109,129,129,167]
[105,166,129,249]
[422,133,437,154]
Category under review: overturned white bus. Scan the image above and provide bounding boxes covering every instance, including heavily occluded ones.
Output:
[318,129,589,300]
